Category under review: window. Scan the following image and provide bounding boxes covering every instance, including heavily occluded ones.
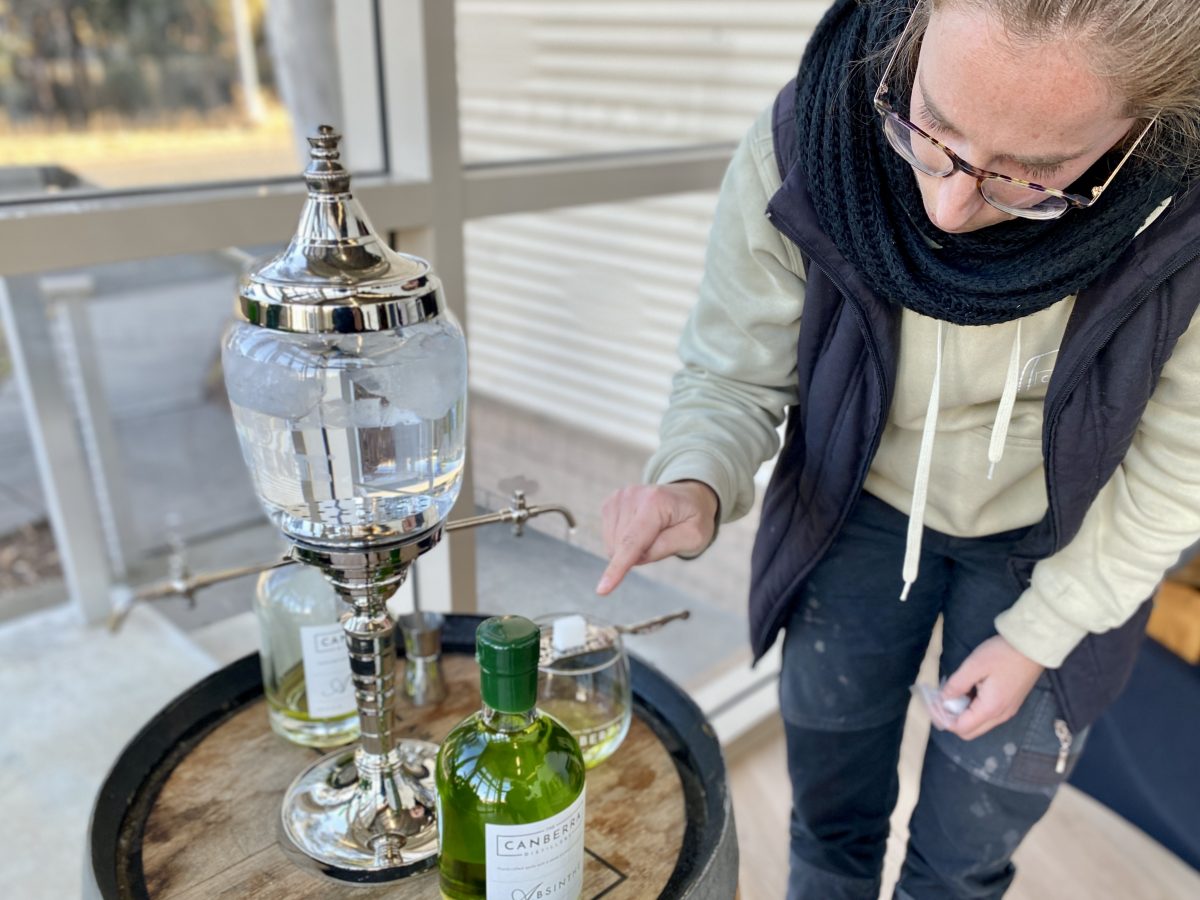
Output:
[0,0,384,202]
[2,1,821,731]
[465,194,763,629]
[458,0,817,163]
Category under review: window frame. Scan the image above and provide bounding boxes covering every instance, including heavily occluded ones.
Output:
[0,0,734,626]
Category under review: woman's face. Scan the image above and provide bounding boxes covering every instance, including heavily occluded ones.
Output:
[912,4,1135,233]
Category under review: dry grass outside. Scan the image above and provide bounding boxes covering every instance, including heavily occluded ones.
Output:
[0,520,59,593]
[0,99,299,190]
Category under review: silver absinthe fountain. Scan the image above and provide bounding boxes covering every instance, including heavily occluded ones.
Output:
[221,126,465,880]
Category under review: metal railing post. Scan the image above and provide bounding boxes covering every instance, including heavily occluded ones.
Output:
[1,275,113,623]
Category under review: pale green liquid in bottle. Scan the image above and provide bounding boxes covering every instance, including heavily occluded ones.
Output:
[436,708,586,899]
[263,661,359,747]
[255,566,359,748]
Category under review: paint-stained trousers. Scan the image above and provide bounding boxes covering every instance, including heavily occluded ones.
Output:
[779,494,1089,900]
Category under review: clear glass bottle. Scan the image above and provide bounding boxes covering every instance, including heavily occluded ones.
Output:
[436,617,587,900]
[254,564,359,747]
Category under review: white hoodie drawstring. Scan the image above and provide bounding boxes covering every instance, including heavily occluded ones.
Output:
[900,319,944,601]
[987,319,1023,480]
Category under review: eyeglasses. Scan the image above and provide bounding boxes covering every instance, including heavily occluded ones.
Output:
[873,3,1156,220]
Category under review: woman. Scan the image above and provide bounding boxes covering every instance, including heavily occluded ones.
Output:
[597,0,1200,897]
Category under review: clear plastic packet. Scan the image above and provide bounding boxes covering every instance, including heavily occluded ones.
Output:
[912,680,971,731]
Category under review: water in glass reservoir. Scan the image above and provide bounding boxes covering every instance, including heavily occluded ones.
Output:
[222,316,467,545]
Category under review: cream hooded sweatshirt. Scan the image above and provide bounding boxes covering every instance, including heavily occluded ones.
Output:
[646,104,1200,668]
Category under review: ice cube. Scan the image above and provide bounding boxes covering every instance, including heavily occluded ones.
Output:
[348,324,466,421]
[552,615,589,654]
[223,346,323,419]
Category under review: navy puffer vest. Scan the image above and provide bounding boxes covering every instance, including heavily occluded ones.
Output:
[752,81,1200,731]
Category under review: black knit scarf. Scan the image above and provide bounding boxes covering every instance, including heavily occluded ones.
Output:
[796,0,1180,326]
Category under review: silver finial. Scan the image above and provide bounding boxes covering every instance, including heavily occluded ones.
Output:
[303,125,350,195]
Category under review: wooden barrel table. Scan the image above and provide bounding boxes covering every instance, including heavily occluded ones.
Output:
[87,614,737,899]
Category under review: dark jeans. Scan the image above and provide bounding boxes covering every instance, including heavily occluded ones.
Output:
[780,494,1089,900]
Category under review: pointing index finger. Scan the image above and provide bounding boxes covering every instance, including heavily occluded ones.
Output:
[595,506,663,595]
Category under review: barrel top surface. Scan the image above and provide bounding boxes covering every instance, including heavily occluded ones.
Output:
[90,614,731,900]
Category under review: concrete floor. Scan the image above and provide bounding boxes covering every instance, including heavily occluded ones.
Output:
[0,604,219,900]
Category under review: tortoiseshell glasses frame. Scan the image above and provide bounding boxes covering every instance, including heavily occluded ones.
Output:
[873,3,1157,220]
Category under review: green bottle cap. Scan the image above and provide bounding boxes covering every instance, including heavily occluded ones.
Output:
[476,616,541,713]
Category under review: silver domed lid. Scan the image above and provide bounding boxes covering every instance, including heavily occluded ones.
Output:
[237,126,442,334]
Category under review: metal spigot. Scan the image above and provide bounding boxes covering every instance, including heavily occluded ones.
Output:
[107,556,294,631]
[446,489,577,537]
[107,490,577,631]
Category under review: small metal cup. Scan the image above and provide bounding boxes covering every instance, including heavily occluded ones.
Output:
[398,611,446,707]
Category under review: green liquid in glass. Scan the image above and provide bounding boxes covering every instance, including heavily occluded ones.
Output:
[436,708,586,900]
[537,696,629,768]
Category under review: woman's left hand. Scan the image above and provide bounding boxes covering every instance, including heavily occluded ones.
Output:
[941,635,1045,741]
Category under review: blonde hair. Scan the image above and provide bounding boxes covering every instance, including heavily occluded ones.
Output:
[884,0,1200,173]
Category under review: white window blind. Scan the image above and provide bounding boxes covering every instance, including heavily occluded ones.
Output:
[461,0,827,449]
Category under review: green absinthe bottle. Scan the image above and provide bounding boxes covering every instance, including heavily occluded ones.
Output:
[437,616,587,899]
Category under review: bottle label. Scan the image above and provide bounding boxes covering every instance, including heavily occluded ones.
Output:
[299,624,356,719]
[485,787,586,900]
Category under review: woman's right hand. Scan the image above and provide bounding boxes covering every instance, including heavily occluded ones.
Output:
[595,481,719,595]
